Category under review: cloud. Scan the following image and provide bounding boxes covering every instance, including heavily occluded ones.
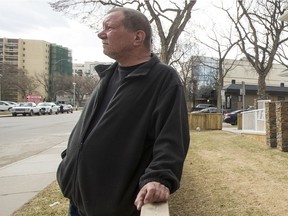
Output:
[0,0,111,63]
[0,0,68,33]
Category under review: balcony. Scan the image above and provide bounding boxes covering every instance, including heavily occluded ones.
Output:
[5,44,18,48]
[5,56,18,61]
[5,49,18,53]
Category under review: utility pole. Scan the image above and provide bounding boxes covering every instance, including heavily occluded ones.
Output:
[73,82,76,108]
[240,81,245,111]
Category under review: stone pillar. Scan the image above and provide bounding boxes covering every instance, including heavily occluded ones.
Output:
[265,102,277,148]
[276,101,288,152]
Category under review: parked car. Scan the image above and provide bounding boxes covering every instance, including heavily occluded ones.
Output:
[11,102,41,116]
[191,104,216,112]
[223,109,245,125]
[192,107,218,113]
[0,101,15,111]
[6,101,18,106]
[37,102,59,115]
[224,106,255,125]
[60,104,73,113]
[196,104,215,109]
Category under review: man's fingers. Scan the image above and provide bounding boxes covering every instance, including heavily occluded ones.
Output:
[135,182,170,211]
[134,187,147,210]
[144,183,169,203]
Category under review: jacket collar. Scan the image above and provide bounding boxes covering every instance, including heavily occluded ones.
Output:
[95,54,160,79]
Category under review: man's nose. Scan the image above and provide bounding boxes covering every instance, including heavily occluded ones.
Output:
[97,30,106,39]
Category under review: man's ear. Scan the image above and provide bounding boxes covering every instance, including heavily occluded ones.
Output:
[134,30,146,46]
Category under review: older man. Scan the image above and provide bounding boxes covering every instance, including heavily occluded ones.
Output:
[57,7,190,216]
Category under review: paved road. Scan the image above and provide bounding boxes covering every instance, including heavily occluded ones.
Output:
[0,112,81,167]
[0,111,81,216]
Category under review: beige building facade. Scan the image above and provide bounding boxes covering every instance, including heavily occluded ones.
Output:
[1,38,50,101]
[0,38,71,102]
[73,61,112,78]
[224,59,287,87]
[223,59,288,111]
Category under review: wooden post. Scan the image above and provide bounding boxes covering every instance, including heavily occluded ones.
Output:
[140,202,170,216]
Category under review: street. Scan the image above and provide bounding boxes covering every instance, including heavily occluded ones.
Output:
[0,111,81,168]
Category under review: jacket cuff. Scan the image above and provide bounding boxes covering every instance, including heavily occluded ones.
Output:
[139,178,173,193]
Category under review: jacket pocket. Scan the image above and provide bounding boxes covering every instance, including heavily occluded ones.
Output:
[56,159,74,198]
[61,149,67,159]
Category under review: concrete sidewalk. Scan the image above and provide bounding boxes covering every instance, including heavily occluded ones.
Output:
[0,142,66,216]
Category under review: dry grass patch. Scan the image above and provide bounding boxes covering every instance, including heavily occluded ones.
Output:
[169,130,288,216]
[12,130,288,216]
[12,181,69,216]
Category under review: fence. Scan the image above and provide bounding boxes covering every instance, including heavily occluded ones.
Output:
[188,113,223,130]
[242,109,266,133]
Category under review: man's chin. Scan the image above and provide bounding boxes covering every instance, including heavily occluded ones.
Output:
[103,51,116,60]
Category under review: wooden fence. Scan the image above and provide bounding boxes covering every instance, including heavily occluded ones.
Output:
[189,113,223,130]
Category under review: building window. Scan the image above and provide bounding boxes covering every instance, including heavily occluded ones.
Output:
[278,96,285,101]
[226,95,231,109]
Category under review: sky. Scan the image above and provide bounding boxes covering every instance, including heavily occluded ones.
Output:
[0,0,112,63]
[0,0,217,64]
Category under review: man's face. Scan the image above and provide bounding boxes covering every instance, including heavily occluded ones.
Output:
[98,11,135,60]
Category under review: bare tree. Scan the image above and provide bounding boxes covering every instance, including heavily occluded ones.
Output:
[223,0,288,99]
[275,43,288,76]
[0,64,38,101]
[196,25,240,112]
[73,76,99,106]
[14,70,38,99]
[49,0,197,64]
[175,57,199,107]
[0,64,18,101]
[170,40,202,109]
[35,71,50,99]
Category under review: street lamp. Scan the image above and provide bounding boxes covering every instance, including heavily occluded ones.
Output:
[73,82,76,108]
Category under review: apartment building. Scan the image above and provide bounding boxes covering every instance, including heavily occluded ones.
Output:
[0,38,72,102]
[73,61,112,78]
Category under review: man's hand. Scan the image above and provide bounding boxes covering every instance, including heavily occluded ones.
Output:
[134,181,170,211]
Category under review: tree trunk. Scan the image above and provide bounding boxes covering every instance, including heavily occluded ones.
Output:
[257,73,267,99]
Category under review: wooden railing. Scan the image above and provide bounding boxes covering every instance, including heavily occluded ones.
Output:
[141,202,169,216]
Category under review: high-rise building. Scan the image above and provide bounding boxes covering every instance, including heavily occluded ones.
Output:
[0,38,72,102]
[48,44,72,101]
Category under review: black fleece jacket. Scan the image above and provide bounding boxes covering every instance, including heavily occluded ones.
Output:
[57,54,190,216]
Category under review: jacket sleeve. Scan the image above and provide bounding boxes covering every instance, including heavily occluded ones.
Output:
[139,84,190,193]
